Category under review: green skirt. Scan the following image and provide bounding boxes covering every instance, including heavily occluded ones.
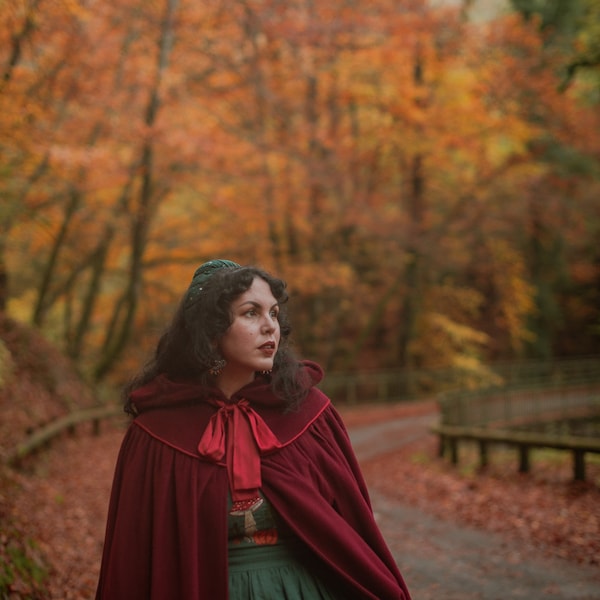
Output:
[228,541,339,600]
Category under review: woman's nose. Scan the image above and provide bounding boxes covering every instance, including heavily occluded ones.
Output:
[262,314,276,331]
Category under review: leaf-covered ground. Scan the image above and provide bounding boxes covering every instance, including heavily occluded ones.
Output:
[364,431,600,566]
[2,402,598,598]
[342,403,600,567]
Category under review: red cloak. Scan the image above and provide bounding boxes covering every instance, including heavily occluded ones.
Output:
[96,363,411,599]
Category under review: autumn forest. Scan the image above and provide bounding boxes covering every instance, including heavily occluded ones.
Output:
[2,0,600,391]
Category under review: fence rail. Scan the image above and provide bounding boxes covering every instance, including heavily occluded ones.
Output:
[7,405,124,467]
[323,355,600,405]
[432,423,600,481]
[439,382,600,428]
[434,357,600,481]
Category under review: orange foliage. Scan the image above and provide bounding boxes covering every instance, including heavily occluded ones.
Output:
[1,0,599,386]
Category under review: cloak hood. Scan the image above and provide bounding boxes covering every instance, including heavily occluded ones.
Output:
[127,360,324,415]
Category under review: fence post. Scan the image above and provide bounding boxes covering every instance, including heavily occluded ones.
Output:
[438,434,446,458]
[478,440,488,469]
[518,445,530,473]
[450,438,459,465]
[573,450,586,481]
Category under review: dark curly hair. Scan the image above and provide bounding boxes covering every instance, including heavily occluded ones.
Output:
[124,266,309,410]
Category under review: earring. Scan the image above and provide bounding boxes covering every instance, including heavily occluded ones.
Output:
[209,357,227,376]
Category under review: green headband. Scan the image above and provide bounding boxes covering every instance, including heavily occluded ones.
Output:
[184,258,240,314]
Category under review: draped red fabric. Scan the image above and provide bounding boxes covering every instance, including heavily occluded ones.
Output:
[197,398,283,501]
[96,363,412,599]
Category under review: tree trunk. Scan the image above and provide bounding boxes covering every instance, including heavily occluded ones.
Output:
[397,46,427,376]
[32,190,81,326]
[0,249,7,312]
[94,0,179,381]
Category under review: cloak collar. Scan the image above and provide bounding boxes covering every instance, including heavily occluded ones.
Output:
[128,361,324,505]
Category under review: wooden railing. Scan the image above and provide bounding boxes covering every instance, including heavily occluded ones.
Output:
[432,424,600,481]
[434,364,600,481]
[323,355,600,405]
[438,381,600,429]
[7,405,125,467]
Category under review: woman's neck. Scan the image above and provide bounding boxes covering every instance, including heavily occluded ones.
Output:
[215,370,255,400]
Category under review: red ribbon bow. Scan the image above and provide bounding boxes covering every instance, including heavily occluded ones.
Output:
[197,398,282,502]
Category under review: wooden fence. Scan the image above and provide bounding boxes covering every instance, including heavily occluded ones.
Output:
[434,367,600,481]
[438,382,600,429]
[6,405,124,467]
[323,355,600,405]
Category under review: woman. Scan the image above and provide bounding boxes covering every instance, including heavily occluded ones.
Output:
[96,259,411,599]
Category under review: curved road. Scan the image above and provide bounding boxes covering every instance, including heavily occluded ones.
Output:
[348,414,600,600]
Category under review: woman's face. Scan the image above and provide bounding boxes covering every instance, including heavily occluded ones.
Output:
[217,276,281,388]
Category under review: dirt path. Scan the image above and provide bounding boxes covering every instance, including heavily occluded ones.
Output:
[347,413,600,600]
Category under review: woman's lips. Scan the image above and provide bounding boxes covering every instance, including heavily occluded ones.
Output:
[259,341,276,355]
